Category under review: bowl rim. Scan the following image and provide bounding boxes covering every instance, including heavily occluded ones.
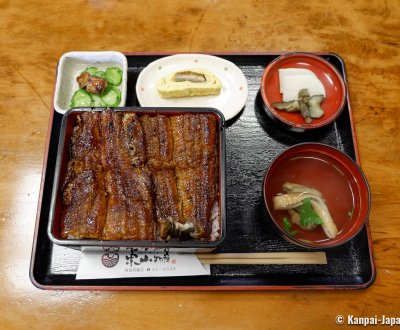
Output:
[260,52,347,130]
[262,142,371,249]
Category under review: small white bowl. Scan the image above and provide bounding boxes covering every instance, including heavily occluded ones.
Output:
[54,51,128,114]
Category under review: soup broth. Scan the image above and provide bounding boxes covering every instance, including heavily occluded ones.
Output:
[267,153,356,243]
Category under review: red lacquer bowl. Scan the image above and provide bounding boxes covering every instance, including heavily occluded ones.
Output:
[263,143,371,249]
[260,53,347,132]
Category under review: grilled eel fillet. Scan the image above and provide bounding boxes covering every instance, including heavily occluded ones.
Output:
[171,114,217,239]
[61,110,155,240]
[61,110,218,241]
[140,115,180,239]
[101,111,154,240]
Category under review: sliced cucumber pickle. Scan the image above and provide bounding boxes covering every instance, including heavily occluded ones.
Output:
[83,66,98,75]
[71,89,92,107]
[93,70,106,79]
[72,66,123,108]
[105,67,123,85]
[90,93,107,107]
[101,87,121,106]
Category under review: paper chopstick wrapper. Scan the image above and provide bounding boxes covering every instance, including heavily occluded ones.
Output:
[76,248,210,280]
[197,252,327,265]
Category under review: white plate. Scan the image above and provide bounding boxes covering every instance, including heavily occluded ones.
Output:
[136,54,248,120]
[54,51,128,114]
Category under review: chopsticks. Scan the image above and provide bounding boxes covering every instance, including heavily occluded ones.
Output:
[196,252,327,265]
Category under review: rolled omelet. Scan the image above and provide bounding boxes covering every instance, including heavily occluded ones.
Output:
[157,68,222,98]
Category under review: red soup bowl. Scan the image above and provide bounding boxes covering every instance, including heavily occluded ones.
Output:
[260,52,347,132]
[263,143,370,249]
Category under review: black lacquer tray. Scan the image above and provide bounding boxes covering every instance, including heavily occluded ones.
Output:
[30,53,375,290]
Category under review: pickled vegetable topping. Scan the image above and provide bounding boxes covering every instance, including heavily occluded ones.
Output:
[272,89,325,124]
[297,198,323,227]
[273,68,326,123]
[71,66,123,108]
[273,182,339,239]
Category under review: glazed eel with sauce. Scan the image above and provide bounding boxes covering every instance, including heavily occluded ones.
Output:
[61,109,219,241]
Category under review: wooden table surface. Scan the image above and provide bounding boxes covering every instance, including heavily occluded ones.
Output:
[1,0,399,328]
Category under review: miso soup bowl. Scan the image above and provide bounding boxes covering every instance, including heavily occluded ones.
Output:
[263,143,371,249]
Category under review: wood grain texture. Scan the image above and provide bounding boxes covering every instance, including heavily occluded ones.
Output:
[0,0,399,329]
